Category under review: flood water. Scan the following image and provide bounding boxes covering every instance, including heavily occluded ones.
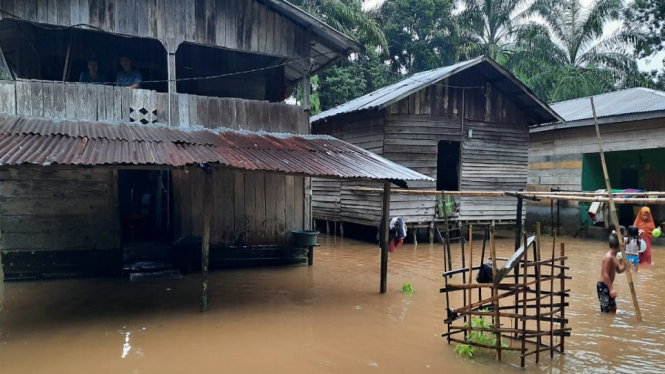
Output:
[1,234,664,374]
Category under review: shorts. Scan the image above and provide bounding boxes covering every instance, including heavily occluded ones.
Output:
[626,254,640,266]
[597,282,616,313]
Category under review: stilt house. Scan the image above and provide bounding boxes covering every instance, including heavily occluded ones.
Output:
[311,56,562,235]
[0,0,432,283]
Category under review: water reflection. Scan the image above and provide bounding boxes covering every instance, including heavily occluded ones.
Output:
[0,234,663,373]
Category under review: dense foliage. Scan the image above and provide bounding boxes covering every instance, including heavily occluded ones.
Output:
[289,0,662,111]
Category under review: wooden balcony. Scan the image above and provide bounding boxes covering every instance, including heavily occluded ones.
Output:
[0,80,308,133]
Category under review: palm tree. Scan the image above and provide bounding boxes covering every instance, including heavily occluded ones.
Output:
[287,0,388,51]
[507,0,645,103]
[456,0,534,62]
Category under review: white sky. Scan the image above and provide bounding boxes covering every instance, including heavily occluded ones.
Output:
[362,0,665,71]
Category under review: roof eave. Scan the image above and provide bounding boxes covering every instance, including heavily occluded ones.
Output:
[530,110,665,133]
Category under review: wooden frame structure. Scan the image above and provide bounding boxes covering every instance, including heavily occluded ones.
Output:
[440,222,570,367]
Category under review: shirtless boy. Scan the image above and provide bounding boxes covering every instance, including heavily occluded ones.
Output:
[597,233,626,313]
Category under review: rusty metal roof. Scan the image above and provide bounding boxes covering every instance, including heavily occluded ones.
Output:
[0,115,432,183]
[532,87,665,132]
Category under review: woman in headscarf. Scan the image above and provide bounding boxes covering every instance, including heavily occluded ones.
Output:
[634,207,656,265]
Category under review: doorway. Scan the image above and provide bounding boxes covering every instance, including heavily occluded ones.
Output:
[118,170,175,277]
[619,169,639,226]
[437,141,461,191]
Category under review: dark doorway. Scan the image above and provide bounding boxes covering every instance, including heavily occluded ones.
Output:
[118,170,177,278]
[437,141,461,191]
[619,169,639,226]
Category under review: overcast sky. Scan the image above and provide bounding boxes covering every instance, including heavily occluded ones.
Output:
[362,0,665,71]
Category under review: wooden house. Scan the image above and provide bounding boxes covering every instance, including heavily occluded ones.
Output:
[0,0,433,289]
[528,88,665,236]
[311,57,561,236]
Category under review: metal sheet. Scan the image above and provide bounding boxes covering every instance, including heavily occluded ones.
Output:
[0,115,432,183]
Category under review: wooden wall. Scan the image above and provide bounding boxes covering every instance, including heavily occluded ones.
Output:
[0,80,307,131]
[0,0,310,56]
[174,168,304,246]
[0,167,120,278]
[312,67,534,225]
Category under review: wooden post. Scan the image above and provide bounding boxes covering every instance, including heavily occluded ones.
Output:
[443,192,453,271]
[307,246,314,266]
[340,222,344,238]
[200,168,213,312]
[520,232,529,368]
[62,31,75,82]
[489,225,501,360]
[560,242,566,352]
[468,225,473,311]
[535,222,542,363]
[380,182,391,294]
[412,226,417,244]
[550,230,556,358]
[429,221,435,244]
[590,97,642,322]
[514,196,523,334]
[460,223,467,315]
[0,246,4,313]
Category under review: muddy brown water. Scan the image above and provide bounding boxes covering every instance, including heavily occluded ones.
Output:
[1,234,664,374]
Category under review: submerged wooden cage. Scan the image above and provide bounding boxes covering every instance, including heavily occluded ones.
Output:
[440,223,570,367]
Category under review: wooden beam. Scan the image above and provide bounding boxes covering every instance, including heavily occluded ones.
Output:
[380,181,390,293]
[591,97,642,322]
[0,243,4,313]
[200,168,213,312]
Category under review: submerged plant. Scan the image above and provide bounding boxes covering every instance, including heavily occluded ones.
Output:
[454,310,508,357]
[402,283,414,294]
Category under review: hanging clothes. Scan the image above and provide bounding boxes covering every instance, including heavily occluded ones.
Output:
[634,207,656,265]
[377,217,407,253]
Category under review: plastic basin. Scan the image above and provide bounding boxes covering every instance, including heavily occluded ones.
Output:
[291,230,319,247]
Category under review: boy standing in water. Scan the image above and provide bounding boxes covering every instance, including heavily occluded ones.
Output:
[597,233,626,313]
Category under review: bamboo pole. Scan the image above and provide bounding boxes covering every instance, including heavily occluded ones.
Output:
[550,230,556,358]
[517,194,665,204]
[468,225,473,313]
[590,97,642,322]
[489,225,501,361]
[460,223,467,338]
[200,169,213,312]
[520,191,665,197]
[535,223,542,364]
[560,242,566,352]
[520,232,528,368]
[380,182,391,294]
[443,191,453,271]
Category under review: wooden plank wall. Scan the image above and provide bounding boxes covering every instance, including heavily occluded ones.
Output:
[0,167,120,277]
[311,111,387,226]
[172,96,308,246]
[0,80,308,132]
[0,0,310,56]
[312,67,538,225]
[174,168,304,247]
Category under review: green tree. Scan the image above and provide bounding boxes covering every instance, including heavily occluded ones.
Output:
[287,0,387,51]
[317,49,400,111]
[377,0,458,73]
[456,0,533,62]
[509,0,645,102]
[625,0,665,90]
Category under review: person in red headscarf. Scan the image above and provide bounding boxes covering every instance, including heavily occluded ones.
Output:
[634,207,656,265]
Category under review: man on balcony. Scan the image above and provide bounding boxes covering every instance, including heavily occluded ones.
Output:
[116,55,142,89]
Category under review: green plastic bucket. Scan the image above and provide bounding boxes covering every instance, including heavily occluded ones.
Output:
[291,230,319,247]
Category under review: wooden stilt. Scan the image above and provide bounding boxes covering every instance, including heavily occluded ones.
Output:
[334,220,337,237]
[429,221,435,244]
[340,222,344,238]
[468,225,473,313]
[560,242,566,353]
[550,230,556,358]
[590,97,642,322]
[489,225,501,361]
[412,226,418,244]
[535,223,542,363]
[326,220,330,234]
[460,224,467,332]
[380,182,391,294]
[443,192,453,271]
[520,232,529,367]
[200,168,213,312]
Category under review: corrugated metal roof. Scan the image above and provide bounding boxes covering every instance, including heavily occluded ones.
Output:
[531,88,665,133]
[311,56,562,125]
[0,115,432,183]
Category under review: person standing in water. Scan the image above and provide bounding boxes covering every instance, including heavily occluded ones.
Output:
[634,207,655,265]
[597,233,626,313]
